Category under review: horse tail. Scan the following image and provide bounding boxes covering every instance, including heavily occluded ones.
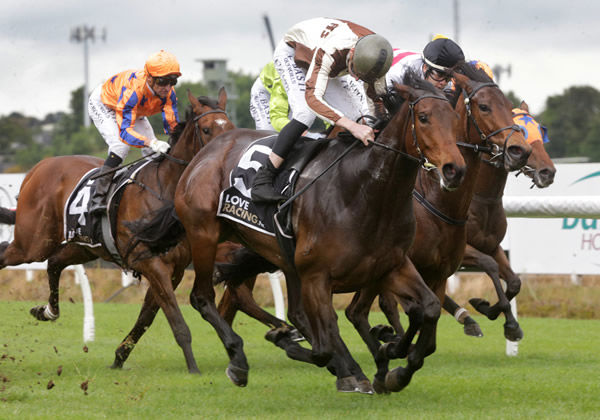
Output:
[123,202,185,260]
[0,207,16,225]
[213,246,278,287]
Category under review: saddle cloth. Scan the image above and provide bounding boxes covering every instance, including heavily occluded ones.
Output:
[63,160,153,248]
[216,135,323,236]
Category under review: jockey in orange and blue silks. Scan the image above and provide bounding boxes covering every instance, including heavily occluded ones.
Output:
[100,67,179,148]
[87,49,181,216]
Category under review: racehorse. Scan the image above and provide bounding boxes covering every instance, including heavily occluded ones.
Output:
[210,65,533,392]
[0,88,233,375]
[442,100,556,340]
[165,71,467,393]
[343,63,531,392]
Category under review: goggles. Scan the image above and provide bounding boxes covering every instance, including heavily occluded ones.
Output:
[154,75,178,87]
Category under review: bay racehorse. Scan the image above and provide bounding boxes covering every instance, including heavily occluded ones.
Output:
[442,100,556,339]
[344,63,531,392]
[167,71,466,393]
[0,88,233,375]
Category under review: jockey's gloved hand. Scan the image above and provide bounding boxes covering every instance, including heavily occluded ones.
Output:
[149,139,171,154]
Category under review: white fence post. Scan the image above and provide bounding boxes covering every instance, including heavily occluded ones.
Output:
[73,265,95,343]
[268,271,285,320]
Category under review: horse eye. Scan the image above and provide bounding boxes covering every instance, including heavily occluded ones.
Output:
[418,114,428,123]
[478,104,490,112]
[202,128,210,134]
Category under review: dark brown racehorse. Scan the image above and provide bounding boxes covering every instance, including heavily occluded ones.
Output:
[168,72,466,393]
[343,64,531,392]
[442,101,556,340]
[0,88,233,374]
[208,66,536,394]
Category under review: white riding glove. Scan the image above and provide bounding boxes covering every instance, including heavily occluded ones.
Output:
[149,139,171,154]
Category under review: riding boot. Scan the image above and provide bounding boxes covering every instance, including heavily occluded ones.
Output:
[251,159,286,203]
[89,165,114,216]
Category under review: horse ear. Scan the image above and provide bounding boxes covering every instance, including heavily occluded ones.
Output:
[392,82,417,101]
[218,87,227,111]
[520,100,529,112]
[187,90,203,114]
[451,72,471,94]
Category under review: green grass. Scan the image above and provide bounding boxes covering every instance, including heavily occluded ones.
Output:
[1,301,599,419]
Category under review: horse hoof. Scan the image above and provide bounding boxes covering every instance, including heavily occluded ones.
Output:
[225,364,248,387]
[373,376,390,395]
[289,328,306,342]
[463,319,483,337]
[469,298,491,316]
[336,376,360,393]
[265,327,287,344]
[29,306,57,321]
[504,322,524,341]
[370,324,396,343]
[356,379,374,395]
[384,366,413,392]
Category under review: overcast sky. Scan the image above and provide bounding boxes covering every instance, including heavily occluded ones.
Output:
[0,0,597,119]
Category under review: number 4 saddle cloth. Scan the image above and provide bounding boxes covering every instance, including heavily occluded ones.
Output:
[63,160,152,247]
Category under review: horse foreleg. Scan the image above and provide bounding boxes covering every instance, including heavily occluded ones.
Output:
[30,245,95,321]
[139,257,199,374]
[442,294,483,337]
[345,288,389,394]
[188,237,248,387]
[462,245,505,319]
[493,246,523,341]
[301,272,370,393]
[382,260,441,393]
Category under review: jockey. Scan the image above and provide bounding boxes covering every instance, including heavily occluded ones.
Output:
[249,61,367,137]
[250,17,393,204]
[386,35,465,91]
[87,49,181,215]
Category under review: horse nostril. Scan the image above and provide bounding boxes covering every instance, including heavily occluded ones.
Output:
[442,163,456,180]
[507,145,529,162]
[539,168,555,182]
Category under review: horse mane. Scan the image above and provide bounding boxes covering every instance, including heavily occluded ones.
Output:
[447,61,494,107]
[382,69,440,117]
[168,96,222,146]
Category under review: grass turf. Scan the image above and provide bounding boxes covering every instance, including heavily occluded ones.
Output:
[1,301,599,419]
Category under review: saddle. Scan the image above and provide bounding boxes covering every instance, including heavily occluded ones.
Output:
[64,159,154,265]
[217,135,325,236]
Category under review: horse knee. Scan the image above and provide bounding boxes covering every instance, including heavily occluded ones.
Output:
[422,298,441,323]
[311,347,333,367]
[505,278,521,298]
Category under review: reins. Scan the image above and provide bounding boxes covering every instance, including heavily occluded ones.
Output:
[412,82,520,226]
[278,92,447,211]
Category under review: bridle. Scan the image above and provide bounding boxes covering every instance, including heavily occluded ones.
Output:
[162,108,228,166]
[368,92,451,171]
[457,82,522,167]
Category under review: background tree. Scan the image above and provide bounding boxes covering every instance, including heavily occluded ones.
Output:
[538,86,600,160]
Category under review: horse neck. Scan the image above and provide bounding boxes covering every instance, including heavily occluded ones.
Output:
[472,159,508,202]
[371,104,421,198]
[414,104,483,220]
[143,119,196,198]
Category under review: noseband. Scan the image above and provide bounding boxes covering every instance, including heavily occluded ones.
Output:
[459,83,522,166]
[369,92,450,171]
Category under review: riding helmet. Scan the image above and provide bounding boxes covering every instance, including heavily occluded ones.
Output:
[144,50,182,77]
[351,34,393,82]
[422,38,465,72]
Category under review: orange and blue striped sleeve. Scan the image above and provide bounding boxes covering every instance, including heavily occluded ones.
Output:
[161,88,180,134]
[115,88,148,147]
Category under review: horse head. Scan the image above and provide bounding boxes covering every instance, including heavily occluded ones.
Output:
[167,87,235,163]
[452,65,532,172]
[513,101,556,188]
[388,73,465,191]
